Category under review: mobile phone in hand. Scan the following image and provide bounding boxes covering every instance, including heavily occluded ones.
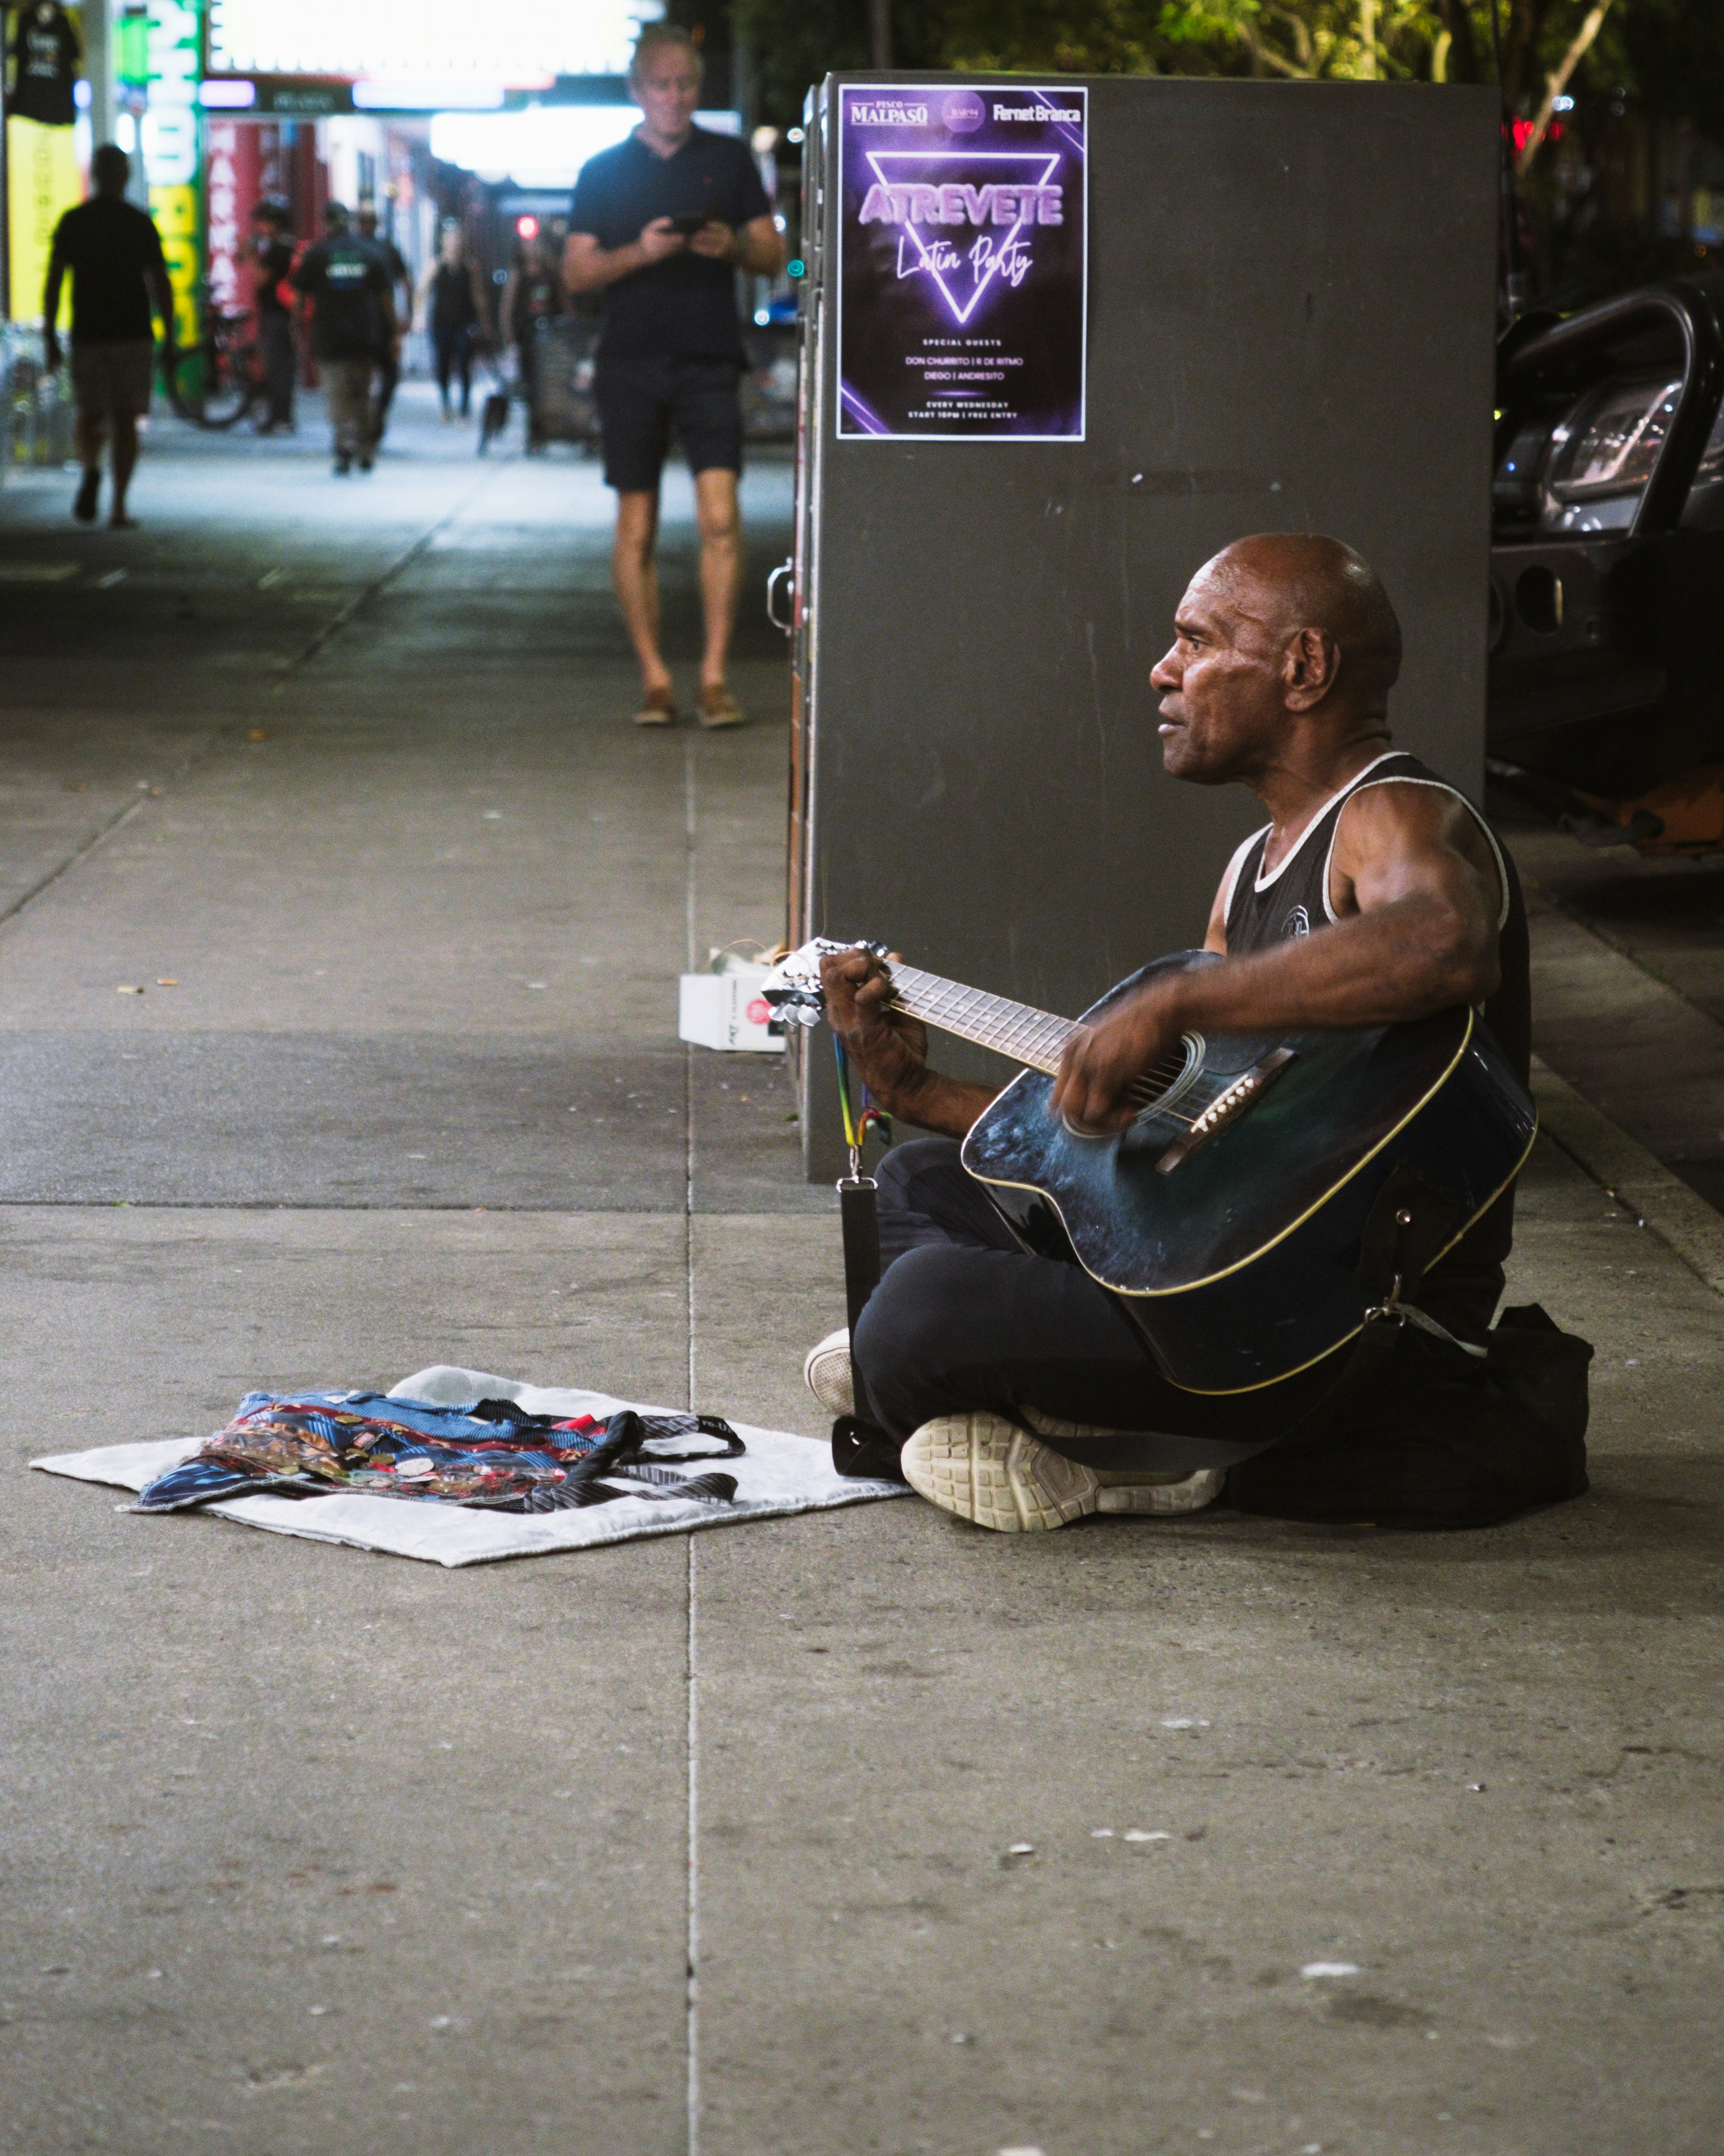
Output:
[667,214,712,237]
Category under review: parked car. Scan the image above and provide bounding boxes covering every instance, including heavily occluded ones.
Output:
[1488,275,1724,848]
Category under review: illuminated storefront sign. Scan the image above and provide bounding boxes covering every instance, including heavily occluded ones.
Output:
[206,0,659,84]
[7,116,80,323]
[142,0,204,345]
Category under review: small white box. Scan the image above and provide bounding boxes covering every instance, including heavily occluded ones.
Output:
[677,967,785,1053]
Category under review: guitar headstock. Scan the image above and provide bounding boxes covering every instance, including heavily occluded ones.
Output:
[760,938,886,1027]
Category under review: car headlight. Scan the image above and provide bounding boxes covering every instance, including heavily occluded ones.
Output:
[1547,377,1680,501]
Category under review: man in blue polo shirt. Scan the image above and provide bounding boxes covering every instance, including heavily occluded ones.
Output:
[564,25,786,728]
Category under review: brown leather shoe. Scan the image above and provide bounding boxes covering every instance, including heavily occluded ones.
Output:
[633,685,677,726]
[698,682,745,729]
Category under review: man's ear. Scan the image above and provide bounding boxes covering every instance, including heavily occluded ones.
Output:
[1281,627,1341,711]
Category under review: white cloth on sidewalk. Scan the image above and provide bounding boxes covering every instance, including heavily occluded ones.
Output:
[31,1364,905,1568]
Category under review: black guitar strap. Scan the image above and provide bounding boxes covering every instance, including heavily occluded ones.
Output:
[831,1168,917,1483]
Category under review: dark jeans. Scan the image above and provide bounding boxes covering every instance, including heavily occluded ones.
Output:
[853,1139,1341,1473]
[259,311,295,426]
[434,320,475,414]
[374,349,399,434]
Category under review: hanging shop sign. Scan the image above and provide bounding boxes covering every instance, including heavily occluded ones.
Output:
[836,84,1087,443]
[5,0,83,319]
[9,0,82,126]
[142,0,204,346]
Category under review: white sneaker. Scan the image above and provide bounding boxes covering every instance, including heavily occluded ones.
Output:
[803,1327,854,1418]
[901,1410,1226,1533]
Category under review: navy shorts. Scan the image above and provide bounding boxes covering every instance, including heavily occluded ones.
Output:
[594,354,743,493]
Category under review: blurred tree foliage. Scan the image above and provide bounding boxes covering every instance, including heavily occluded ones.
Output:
[729,0,1724,146]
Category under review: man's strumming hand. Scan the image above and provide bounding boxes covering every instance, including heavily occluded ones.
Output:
[1050,975,1192,1134]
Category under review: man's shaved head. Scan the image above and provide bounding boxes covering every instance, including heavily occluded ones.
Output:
[1150,534,1403,789]
[1202,533,1403,693]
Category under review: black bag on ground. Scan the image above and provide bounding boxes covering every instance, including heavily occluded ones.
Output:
[1227,1302,1592,1530]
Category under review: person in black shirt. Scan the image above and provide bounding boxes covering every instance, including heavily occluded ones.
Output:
[502,230,566,450]
[564,24,785,728]
[43,144,174,529]
[291,202,397,476]
[250,199,298,434]
[417,222,484,421]
[356,204,412,442]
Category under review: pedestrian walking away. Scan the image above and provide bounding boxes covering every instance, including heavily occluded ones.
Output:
[419,221,485,421]
[41,143,175,529]
[563,22,787,730]
[502,229,567,449]
[249,199,297,433]
[357,203,412,442]
[290,202,397,475]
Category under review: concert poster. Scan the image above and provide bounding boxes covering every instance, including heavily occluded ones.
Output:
[836,84,1088,442]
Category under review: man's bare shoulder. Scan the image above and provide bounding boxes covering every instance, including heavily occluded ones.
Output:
[1330,776,1501,910]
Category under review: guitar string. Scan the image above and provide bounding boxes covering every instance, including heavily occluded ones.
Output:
[886,970,1201,1124]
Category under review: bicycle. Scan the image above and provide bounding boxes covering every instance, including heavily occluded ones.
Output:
[167,308,268,430]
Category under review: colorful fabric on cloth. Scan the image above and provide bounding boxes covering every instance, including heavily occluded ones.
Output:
[136,1391,743,1515]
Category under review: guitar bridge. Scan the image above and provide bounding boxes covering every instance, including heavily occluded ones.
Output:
[1154,1048,1295,1174]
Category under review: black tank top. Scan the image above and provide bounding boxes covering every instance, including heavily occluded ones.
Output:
[1222,749,1531,1339]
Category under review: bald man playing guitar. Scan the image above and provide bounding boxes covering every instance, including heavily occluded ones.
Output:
[808,534,1530,1532]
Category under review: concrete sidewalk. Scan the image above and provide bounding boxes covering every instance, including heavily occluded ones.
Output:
[2,389,1721,2156]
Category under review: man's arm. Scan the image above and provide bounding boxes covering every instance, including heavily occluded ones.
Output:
[1051,784,1503,1132]
[563,218,686,295]
[147,261,176,352]
[375,263,398,352]
[289,247,317,340]
[687,211,787,277]
[819,948,998,1141]
[41,242,67,369]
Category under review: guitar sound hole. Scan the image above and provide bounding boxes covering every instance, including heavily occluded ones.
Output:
[1126,1032,1205,1119]
[1063,1034,1206,1141]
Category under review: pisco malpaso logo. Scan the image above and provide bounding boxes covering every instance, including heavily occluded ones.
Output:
[850,100,929,126]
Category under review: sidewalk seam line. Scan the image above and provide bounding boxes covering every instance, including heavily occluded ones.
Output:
[0,793,148,936]
[1537,884,1724,1039]
[1530,1053,1724,1298]
[0,465,506,943]
[683,733,700,2156]
[271,462,506,682]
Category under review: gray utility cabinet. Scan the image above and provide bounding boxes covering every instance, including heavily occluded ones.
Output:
[783,73,1500,1180]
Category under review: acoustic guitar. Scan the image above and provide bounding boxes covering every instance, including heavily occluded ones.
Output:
[763,941,1538,1393]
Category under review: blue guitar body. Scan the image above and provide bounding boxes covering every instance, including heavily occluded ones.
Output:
[959,953,1538,1393]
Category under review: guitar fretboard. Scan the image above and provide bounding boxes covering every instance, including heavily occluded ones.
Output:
[885,964,1077,1078]
[883,960,1194,1114]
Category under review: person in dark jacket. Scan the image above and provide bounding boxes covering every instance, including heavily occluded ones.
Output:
[417,221,485,421]
[502,230,566,449]
[250,199,297,433]
[42,143,175,528]
[291,201,396,475]
[356,204,411,441]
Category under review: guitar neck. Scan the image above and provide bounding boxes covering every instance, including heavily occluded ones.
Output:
[886,963,1075,1077]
